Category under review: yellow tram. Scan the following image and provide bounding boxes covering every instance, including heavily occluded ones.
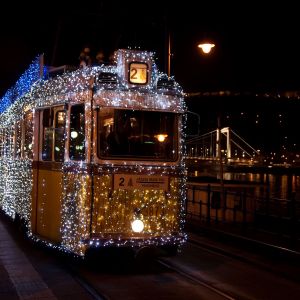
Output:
[0,49,187,256]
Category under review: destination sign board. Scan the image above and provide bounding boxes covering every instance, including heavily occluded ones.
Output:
[114,174,169,191]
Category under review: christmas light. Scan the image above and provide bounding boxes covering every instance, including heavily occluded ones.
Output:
[0,49,187,256]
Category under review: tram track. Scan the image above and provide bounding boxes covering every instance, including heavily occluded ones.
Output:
[65,259,111,300]
[157,258,237,300]
[71,269,110,300]
[61,232,300,300]
[187,233,300,283]
[65,250,239,300]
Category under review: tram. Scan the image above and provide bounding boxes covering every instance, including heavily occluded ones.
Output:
[0,49,187,256]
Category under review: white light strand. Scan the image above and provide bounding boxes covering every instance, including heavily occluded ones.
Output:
[0,49,187,256]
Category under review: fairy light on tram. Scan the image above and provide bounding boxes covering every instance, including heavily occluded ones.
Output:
[0,48,187,257]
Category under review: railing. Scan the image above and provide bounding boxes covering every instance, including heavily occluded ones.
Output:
[186,183,300,249]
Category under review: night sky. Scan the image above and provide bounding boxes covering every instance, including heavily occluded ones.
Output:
[0,1,300,160]
[1,1,300,95]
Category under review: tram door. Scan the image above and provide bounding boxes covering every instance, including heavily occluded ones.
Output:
[34,106,66,242]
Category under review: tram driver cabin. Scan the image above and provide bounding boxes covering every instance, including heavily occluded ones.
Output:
[0,49,187,256]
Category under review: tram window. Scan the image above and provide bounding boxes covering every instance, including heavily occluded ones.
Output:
[42,108,53,161]
[54,111,66,161]
[98,108,178,161]
[41,108,66,162]
[69,104,85,161]
[24,112,33,159]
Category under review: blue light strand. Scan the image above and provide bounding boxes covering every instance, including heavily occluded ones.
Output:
[0,55,42,113]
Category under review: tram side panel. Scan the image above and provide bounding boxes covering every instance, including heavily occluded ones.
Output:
[35,166,63,242]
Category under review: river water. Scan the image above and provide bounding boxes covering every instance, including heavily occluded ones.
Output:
[224,172,300,200]
[190,170,300,201]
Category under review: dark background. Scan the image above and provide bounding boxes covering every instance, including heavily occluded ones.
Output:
[1,1,299,157]
[1,1,300,95]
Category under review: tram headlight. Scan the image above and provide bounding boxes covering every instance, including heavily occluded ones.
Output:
[131,219,144,233]
[71,131,78,139]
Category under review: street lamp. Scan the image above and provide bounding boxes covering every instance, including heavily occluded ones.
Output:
[198,42,215,54]
[197,41,225,219]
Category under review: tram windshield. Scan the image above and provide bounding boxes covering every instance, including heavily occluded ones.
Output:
[98,108,178,160]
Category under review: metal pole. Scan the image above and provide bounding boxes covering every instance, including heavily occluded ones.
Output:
[168,33,171,77]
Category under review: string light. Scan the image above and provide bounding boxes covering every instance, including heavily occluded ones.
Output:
[0,49,187,256]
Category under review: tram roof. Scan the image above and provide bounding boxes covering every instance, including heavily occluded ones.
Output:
[0,49,185,123]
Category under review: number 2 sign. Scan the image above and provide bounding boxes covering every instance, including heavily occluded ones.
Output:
[129,62,148,84]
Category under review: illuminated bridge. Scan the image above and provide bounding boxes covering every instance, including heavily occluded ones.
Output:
[185,127,261,166]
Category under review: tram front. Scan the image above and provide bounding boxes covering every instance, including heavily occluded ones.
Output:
[89,49,187,255]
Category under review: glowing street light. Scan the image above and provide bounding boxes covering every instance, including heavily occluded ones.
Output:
[198,43,215,54]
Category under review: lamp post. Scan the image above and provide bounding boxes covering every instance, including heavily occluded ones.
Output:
[197,41,225,221]
[168,33,171,77]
